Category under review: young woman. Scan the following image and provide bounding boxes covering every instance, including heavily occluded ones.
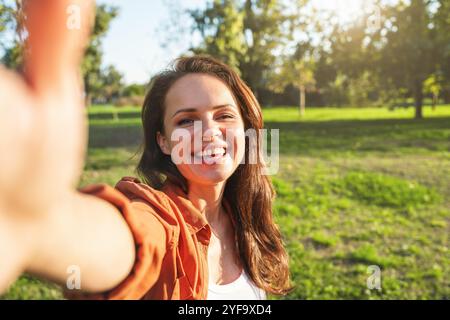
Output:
[0,0,291,300]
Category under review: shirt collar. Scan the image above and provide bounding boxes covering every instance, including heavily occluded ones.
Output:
[162,179,209,235]
[161,179,234,236]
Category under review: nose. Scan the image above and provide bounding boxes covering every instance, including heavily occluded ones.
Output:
[196,118,223,142]
[191,118,228,154]
[203,127,222,142]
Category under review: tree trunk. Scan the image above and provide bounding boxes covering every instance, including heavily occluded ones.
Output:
[85,93,92,107]
[84,74,92,107]
[444,91,450,104]
[431,93,437,111]
[414,81,423,119]
[299,85,306,117]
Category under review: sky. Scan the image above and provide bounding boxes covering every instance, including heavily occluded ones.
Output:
[97,0,379,85]
[98,0,206,85]
[0,0,382,85]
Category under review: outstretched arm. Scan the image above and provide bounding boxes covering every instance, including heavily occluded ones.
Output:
[0,0,135,294]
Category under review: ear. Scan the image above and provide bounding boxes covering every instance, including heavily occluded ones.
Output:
[157,131,171,155]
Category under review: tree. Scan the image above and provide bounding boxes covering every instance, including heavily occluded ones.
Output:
[172,0,448,111]
[269,43,316,116]
[0,0,25,70]
[82,4,119,106]
[123,83,146,97]
[374,0,437,118]
[423,74,443,110]
[190,0,246,72]
[0,2,119,106]
[239,0,291,97]
[313,6,382,108]
[433,0,450,103]
[97,65,123,104]
[189,0,293,97]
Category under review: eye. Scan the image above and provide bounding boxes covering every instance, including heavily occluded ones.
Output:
[217,113,235,120]
[176,118,194,126]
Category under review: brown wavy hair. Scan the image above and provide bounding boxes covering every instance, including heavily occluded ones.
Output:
[136,55,292,295]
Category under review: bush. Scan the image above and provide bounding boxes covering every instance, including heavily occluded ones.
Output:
[114,96,144,107]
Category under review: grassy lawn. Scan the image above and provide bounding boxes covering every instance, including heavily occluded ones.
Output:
[2,105,449,299]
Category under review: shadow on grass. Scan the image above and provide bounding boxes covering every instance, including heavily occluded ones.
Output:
[265,117,450,155]
[88,124,143,148]
[88,116,450,154]
[88,111,141,120]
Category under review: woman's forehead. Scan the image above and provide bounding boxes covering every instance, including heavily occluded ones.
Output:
[165,73,236,113]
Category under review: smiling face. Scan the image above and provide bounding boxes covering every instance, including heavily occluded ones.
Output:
[156,73,246,186]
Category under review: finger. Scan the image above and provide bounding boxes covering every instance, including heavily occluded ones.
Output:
[0,66,35,199]
[0,214,33,294]
[23,0,94,94]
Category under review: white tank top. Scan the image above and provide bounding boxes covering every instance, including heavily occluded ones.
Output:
[207,270,267,300]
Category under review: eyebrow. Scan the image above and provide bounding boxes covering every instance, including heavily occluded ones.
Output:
[171,104,236,119]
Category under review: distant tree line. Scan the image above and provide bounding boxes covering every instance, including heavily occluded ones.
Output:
[1,0,449,118]
[168,0,450,118]
[0,1,139,106]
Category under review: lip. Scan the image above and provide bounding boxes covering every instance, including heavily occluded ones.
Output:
[192,150,229,165]
[194,147,226,158]
[190,143,230,165]
[191,142,228,157]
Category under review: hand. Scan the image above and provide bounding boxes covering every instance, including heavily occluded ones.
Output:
[0,0,94,293]
[0,65,86,217]
[0,0,94,217]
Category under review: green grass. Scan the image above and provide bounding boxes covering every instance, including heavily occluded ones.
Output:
[263,105,450,122]
[335,171,441,208]
[2,105,449,299]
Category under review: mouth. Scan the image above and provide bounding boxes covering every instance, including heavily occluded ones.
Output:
[191,145,228,164]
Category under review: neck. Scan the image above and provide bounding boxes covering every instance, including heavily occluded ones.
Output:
[187,181,226,225]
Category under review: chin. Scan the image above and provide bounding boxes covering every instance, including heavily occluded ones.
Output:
[178,161,236,186]
[175,142,245,186]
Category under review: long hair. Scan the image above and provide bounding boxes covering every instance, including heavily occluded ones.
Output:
[136,55,292,295]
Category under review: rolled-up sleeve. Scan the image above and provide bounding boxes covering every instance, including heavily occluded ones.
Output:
[64,184,167,300]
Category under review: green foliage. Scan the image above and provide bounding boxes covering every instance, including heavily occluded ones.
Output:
[0,2,8,33]
[1,274,63,300]
[1,42,22,69]
[189,0,292,94]
[335,171,441,208]
[269,41,316,115]
[182,0,450,116]
[190,0,246,73]
[2,106,449,300]
[122,84,147,97]
[98,65,124,103]
[434,0,450,89]
[81,4,120,105]
[0,2,123,104]
[373,0,436,117]
[349,244,397,267]
[0,0,24,69]
[311,232,339,247]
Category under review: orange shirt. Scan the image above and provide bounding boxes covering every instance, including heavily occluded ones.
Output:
[67,176,233,300]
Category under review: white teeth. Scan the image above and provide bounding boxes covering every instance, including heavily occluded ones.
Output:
[212,148,225,156]
[194,147,226,158]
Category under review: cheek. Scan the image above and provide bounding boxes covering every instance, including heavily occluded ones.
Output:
[229,127,246,165]
[165,127,195,158]
[174,128,246,183]
[163,122,247,182]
